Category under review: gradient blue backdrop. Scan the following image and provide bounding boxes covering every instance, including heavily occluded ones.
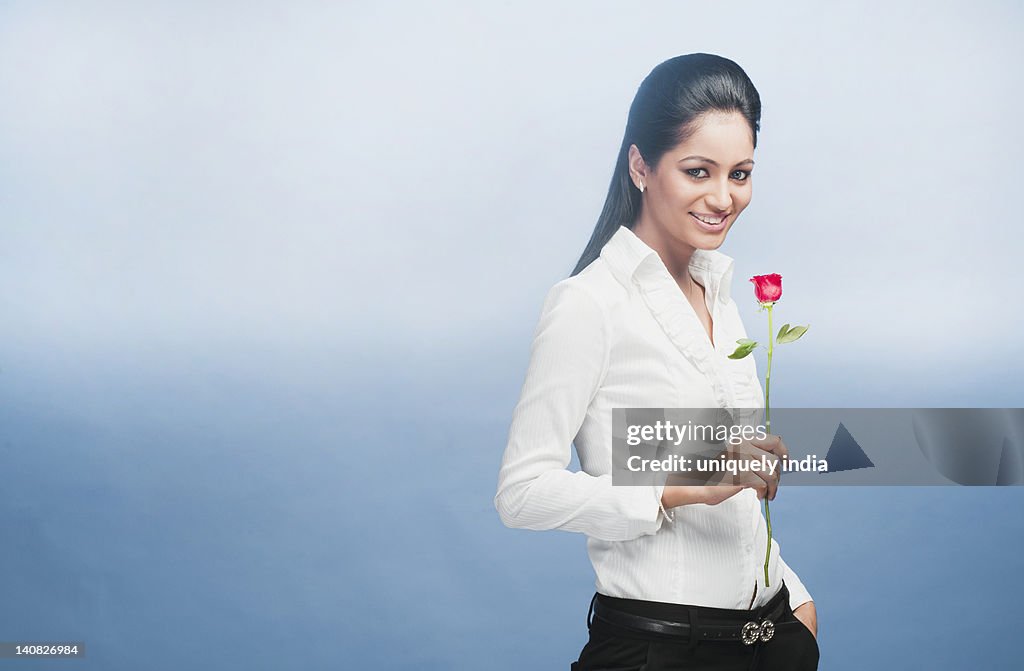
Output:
[1,1,1022,669]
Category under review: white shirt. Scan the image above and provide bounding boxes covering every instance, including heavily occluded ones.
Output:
[494,224,813,612]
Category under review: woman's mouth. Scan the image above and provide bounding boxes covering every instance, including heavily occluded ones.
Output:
[689,212,729,233]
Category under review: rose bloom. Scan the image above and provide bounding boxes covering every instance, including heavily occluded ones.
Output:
[750,273,782,303]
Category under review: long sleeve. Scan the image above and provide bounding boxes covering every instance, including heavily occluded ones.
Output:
[778,554,813,611]
[494,280,668,542]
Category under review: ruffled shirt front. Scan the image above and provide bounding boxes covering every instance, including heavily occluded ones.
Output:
[495,224,813,611]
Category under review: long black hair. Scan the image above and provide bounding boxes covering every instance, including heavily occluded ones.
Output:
[570,53,762,277]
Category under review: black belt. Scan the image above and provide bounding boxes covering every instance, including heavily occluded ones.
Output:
[592,585,797,645]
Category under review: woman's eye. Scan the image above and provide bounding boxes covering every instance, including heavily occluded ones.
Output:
[685,167,751,181]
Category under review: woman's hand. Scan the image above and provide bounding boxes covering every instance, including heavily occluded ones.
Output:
[732,433,789,501]
[659,433,790,509]
[793,601,817,639]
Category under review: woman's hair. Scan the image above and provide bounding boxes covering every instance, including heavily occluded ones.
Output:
[570,53,762,277]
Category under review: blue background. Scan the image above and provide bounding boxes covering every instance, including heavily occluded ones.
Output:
[1,1,1022,669]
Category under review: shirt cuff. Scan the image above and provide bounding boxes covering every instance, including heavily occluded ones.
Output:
[624,483,669,536]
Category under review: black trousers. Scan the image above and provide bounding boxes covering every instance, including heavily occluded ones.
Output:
[571,583,819,671]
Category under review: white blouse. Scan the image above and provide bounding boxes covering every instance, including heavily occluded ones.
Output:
[494,224,813,612]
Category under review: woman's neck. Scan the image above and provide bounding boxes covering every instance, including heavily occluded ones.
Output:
[632,217,697,283]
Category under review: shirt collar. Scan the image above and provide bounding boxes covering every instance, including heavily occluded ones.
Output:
[599,224,735,305]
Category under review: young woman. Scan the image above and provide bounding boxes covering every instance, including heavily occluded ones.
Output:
[494,53,819,670]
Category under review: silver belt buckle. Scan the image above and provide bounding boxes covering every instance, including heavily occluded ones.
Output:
[741,618,775,645]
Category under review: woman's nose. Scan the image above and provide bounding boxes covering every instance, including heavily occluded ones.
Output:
[705,179,733,212]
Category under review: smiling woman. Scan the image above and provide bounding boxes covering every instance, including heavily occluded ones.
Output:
[495,53,819,671]
[630,112,755,278]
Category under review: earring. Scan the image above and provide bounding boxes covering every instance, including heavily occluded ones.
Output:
[638,181,645,193]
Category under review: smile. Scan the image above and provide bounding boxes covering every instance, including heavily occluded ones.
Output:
[689,212,730,231]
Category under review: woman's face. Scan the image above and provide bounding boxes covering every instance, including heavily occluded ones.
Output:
[631,110,755,253]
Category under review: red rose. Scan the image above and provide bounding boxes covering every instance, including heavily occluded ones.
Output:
[750,274,782,304]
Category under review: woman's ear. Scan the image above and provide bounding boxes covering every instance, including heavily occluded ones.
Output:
[627,144,648,190]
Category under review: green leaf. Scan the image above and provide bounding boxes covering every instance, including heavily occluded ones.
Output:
[776,324,791,342]
[728,340,758,359]
[777,324,809,344]
[735,338,756,346]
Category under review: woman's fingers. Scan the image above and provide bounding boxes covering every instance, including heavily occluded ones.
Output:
[740,433,788,500]
[742,466,775,501]
[734,466,770,500]
[717,433,791,501]
[750,434,789,462]
[751,474,769,500]
[750,435,789,476]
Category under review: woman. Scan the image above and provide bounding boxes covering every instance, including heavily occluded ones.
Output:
[494,53,819,670]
